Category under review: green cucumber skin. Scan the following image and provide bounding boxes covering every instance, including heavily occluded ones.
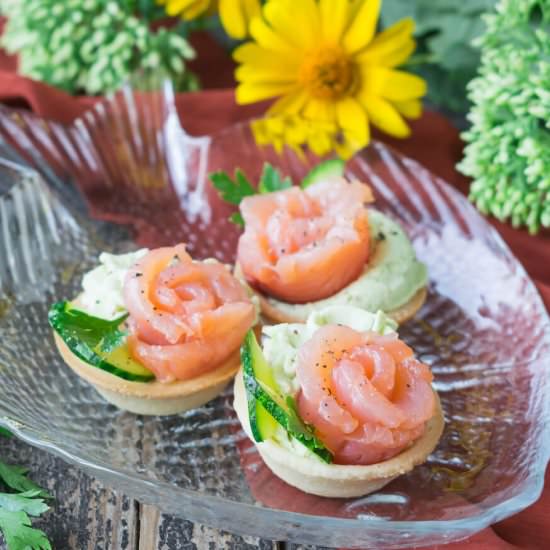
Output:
[241,331,332,463]
[241,332,275,442]
[301,159,345,189]
[48,302,154,383]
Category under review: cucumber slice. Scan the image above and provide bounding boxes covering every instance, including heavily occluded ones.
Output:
[300,158,345,188]
[241,330,332,463]
[48,301,154,382]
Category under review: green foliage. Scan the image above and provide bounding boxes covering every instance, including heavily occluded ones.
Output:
[0,429,11,439]
[0,510,51,550]
[258,164,292,194]
[210,160,348,226]
[0,0,198,95]
[0,462,50,498]
[210,163,293,226]
[458,0,550,233]
[381,0,496,113]
[0,460,52,550]
[209,169,256,206]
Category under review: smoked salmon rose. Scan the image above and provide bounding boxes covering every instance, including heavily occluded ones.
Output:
[297,325,435,465]
[237,178,373,303]
[124,244,255,383]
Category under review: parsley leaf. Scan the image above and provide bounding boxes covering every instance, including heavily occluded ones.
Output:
[0,509,51,550]
[0,462,50,499]
[258,163,292,194]
[0,491,49,517]
[210,163,295,226]
[0,428,11,439]
[209,169,256,205]
[0,460,52,550]
[229,212,245,227]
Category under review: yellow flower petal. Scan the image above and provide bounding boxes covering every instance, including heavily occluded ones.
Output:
[235,63,298,84]
[236,81,296,104]
[358,37,416,68]
[166,0,211,19]
[249,16,298,55]
[264,0,320,51]
[343,0,381,54]
[303,98,336,123]
[219,0,244,40]
[220,0,260,39]
[336,97,369,145]
[163,0,193,16]
[380,69,427,101]
[233,43,297,68]
[356,17,414,64]
[394,99,422,119]
[268,88,309,115]
[360,67,426,101]
[319,0,349,45]
[361,94,410,138]
[307,130,333,157]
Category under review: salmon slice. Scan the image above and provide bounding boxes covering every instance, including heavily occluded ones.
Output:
[296,324,435,465]
[124,244,255,382]
[237,178,373,303]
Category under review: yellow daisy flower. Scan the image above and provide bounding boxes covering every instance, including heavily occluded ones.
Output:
[235,0,426,158]
[158,0,261,40]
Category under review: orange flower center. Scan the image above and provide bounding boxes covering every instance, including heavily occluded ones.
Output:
[299,48,354,100]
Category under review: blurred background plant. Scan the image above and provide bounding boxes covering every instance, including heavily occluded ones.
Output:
[380,0,496,114]
[2,0,546,233]
[0,0,262,95]
[0,0,198,94]
[0,0,498,111]
[459,0,550,234]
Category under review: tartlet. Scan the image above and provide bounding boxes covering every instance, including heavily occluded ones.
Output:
[50,245,255,415]
[55,334,240,415]
[232,306,444,497]
[234,371,444,497]
[221,162,428,325]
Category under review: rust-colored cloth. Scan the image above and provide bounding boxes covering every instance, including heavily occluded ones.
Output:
[0,24,548,549]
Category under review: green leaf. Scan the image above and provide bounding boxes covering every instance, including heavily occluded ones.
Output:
[258,163,292,194]
[0,428,11,439]
[209,169,256,205]
[229,212,245,227]
[0,509,51,550]
[0,491,49,517]
[48,302,153,382]
[0,462,50,499]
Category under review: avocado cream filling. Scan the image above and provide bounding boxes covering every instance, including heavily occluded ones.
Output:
[265,210,428,318]
[261,306,398,459]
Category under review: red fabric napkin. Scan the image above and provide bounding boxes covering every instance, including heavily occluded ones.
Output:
[0,25,548,549]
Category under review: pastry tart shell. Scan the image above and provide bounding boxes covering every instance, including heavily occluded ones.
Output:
[233,369,444,498]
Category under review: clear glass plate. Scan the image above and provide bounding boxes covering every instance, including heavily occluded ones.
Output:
[0,85,549,549]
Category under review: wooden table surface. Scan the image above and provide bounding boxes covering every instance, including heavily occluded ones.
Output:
[0,435,314,550]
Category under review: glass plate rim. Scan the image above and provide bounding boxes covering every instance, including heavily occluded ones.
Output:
[1,140,549,546]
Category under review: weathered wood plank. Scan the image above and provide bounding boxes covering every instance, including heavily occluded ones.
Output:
[139,504,281,550]
[0,436,139,550]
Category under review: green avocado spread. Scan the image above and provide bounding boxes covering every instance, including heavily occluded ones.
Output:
[265,209,428,319]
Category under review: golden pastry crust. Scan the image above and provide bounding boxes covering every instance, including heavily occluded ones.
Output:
[54,333,240,415]
[233,369,444,498]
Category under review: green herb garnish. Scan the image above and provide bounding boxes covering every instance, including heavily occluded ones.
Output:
[48,302,154,382]
[210,159,345,226]
[0,460,52,550]
[257,163,292,194]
